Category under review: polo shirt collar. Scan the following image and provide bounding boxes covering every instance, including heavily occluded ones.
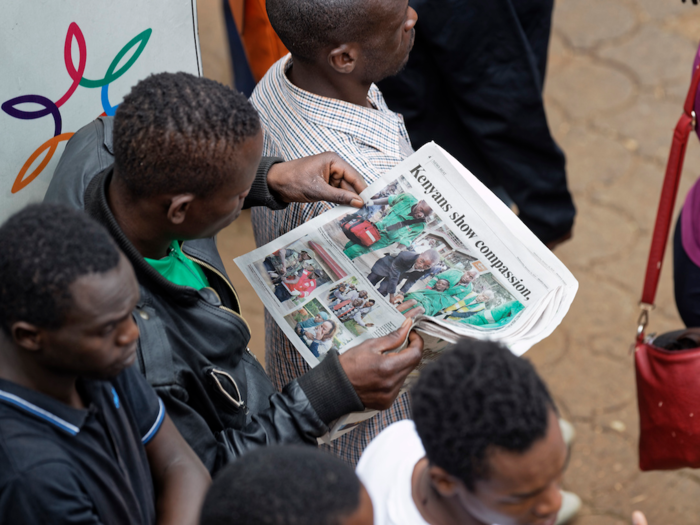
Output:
[0,377,89,436]
[275,55,405,159]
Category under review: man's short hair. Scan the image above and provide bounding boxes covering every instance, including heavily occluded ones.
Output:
[267,0,373,62]
[421,249,440,264]
[416,200,433,217]
[200,446,361,525]
[411,339,554,491]
[113,72,260,198]
[0,204,121,335]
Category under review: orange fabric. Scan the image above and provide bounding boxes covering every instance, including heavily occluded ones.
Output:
[230,0,288,82]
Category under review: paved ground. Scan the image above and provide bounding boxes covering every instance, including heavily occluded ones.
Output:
[198,0,700,522]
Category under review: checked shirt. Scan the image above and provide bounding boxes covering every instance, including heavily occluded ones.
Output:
[250,54,414,464]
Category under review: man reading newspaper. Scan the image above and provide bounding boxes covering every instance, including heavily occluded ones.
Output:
[235,143,578,439]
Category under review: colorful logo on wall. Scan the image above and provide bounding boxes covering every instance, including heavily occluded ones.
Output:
[1,22,152,194]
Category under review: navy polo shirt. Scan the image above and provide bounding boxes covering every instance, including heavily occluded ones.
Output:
[0,366,165,525]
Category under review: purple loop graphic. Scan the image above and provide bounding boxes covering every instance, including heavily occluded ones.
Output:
[2,22,153,193]
[1,95,62,137]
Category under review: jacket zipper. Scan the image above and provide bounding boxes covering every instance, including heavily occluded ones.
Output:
[182,252,252,334]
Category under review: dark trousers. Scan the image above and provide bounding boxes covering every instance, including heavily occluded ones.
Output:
[274,283,292,303]
[378,0,575,244]
[367,271,392,296]
[673,213,700,327]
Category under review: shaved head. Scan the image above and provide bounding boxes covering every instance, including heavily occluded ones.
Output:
[421,249,440,264]
[267,0,375,62]
[414,249,440,271]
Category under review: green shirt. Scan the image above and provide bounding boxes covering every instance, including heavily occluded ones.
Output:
[145,241,210,290]
[375,193,424,245]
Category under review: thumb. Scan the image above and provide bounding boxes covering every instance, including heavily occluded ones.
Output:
[339,180,368,208]
[631,511,647,525]
[369,318,412,355]
[319,184,364,208]
[385,330,424,372]
[328,158,368,195]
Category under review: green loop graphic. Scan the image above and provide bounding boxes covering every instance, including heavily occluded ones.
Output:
[79,28,152,88]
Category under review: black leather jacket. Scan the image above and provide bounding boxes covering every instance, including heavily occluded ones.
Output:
[44,118,363,473]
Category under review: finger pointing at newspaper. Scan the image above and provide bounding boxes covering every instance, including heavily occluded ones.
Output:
[266,152,368,208]
[339,319,424,411]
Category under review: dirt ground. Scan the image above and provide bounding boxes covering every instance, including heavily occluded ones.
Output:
[197,0,700,522]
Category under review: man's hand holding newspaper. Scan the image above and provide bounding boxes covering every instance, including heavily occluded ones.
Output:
[236,143,578,440]
[266,152,368,208]
[340,319,423,410]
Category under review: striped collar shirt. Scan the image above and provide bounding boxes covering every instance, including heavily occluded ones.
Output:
[249,55,413,465]
[250,54,412,223]
[249,53,414,247]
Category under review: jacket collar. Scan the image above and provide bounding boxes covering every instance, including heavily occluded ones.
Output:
[0,378,90,436]
[84,167,203,305]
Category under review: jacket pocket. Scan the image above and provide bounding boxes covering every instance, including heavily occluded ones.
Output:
[203,366,249,416]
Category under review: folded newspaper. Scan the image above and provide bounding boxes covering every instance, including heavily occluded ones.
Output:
[235,143,578,441]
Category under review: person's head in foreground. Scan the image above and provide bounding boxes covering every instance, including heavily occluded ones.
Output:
[412,339,567,525]
[266,0,417,86]
[200,446,373,525]
[0,203,139,379]
[112,71,262,245]
[0,204,210,524]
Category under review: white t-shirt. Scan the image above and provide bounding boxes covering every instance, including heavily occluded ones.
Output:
[356,420,430,525]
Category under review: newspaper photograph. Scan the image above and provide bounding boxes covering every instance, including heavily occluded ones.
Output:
[235,142,578,439]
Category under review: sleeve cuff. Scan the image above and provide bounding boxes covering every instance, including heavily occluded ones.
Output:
[141,397,165,444]
[243,156,288,210]
[296,350,364,425]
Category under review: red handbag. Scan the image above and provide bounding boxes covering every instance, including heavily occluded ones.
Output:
[342,216,381,247]
[635,65,700,471]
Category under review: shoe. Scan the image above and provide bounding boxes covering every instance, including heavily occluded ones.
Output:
[555,490,581,525]
[558,419,575,447]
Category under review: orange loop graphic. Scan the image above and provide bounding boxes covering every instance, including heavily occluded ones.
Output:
[12,133,74,194]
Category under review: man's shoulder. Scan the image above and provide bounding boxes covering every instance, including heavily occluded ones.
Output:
[392,192,417,205]
[396,250,419,264]
[250,54,289,110]
[44,116,114,210]
[0,451,96,525]
[357,420,423,475]
[0,414,73,483]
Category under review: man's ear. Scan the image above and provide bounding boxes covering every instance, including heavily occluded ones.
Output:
[428,465,461,498]
[167,194,196,225]
[328,44,360,74]
[11,322,43,352]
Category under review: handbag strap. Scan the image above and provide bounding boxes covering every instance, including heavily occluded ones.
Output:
[385,218,425,232]
[638,66,700,338]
